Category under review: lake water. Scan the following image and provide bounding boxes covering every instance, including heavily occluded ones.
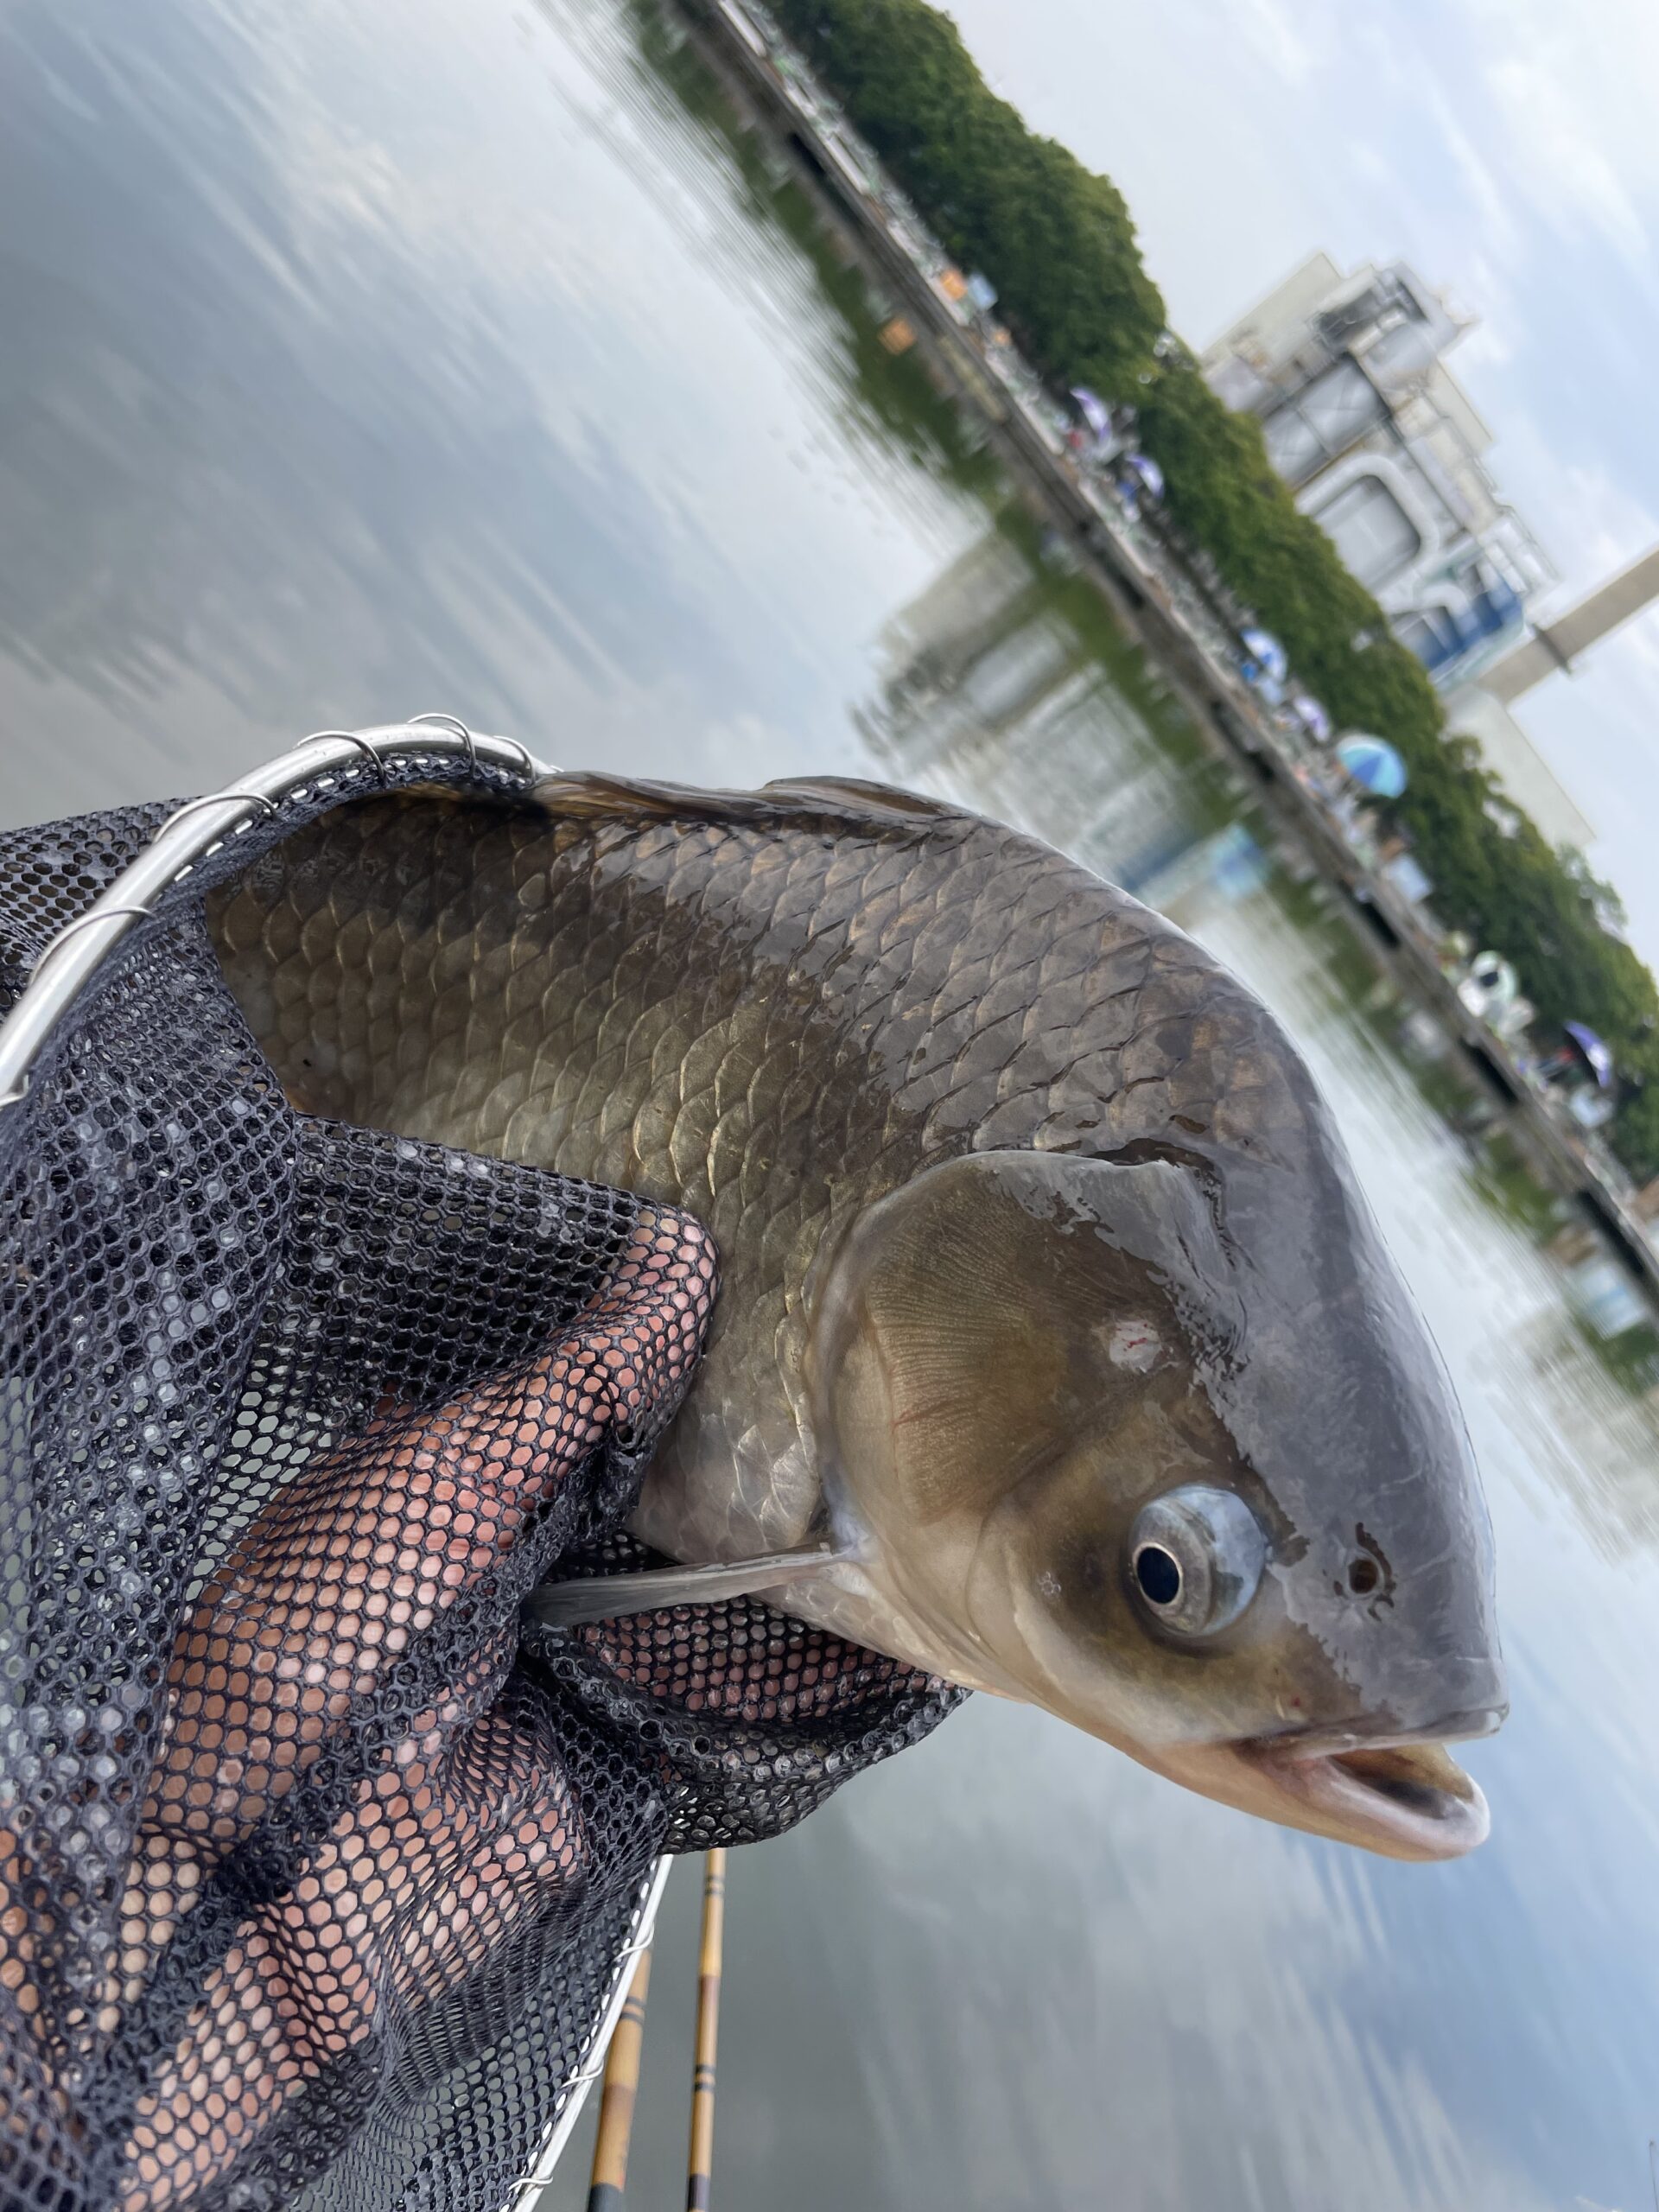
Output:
[3,1,1658,2205]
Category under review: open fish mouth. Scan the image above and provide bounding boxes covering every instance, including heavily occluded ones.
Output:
[1241,1737,1491,1861]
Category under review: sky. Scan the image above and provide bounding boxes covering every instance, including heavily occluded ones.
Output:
[943,0,1659,969]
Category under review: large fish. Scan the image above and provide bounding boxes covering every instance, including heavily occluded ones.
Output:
[207,773,1506,1862]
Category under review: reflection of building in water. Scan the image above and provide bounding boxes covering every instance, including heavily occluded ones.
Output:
[1550,1219,1653,1342]
[861,537,1213,899]
[1138,821,1271,917]
[869,533,1033,685]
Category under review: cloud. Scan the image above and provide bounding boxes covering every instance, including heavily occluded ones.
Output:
[1481,54,1651,270]
[1526,453,1658,608]
[1442,0,1659,275]
[1234,0,1319,85]
[1419,81,1525,264]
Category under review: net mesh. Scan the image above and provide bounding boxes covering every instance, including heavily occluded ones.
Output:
[0,751,964,2212]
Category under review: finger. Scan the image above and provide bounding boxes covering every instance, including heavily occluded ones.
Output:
[147,1208,712,1846]
[120,1696,585,2209]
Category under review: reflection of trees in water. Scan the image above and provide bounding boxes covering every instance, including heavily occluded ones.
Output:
[620,0,1003,505]
[1495,1303,1659,1560]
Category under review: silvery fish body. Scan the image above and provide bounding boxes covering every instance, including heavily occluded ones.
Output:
[210,774,1506,1860]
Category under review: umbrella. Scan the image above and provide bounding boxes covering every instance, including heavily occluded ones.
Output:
[1288,693,1332,742]
[1335,733,1408,799]
[1124,452,1165,499]
[1239,626,1288,684]
[1069,385,1112,442]
[1563,1020,1615,1089]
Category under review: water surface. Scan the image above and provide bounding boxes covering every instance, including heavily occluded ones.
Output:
[3,2,1657,2204]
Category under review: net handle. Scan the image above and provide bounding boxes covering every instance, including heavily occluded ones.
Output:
[0,717,549,1109]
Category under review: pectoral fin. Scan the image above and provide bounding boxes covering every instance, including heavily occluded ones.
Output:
[523,1544,846,1628]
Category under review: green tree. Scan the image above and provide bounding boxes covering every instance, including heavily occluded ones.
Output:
[769,0,1166,389]
[760,0,1659,1175]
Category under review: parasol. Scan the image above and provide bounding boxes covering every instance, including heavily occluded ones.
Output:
[1335,733,1408,798]
[1562,1021,1615,1089]
[1239,626,1289,683]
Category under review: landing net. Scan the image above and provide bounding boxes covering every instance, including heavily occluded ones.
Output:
[0,728,963,2212]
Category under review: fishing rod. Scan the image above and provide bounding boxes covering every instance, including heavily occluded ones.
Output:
[585,1946,656,2212]
[579,1849,732,2210]
[686,1851,728,2212]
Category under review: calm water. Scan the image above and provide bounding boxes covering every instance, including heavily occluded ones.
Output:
[3,1,1658,2205]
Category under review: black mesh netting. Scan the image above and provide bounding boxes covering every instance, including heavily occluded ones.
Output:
[0,747,964,2212]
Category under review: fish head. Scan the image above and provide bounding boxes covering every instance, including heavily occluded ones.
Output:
[810,1145,1505,1862]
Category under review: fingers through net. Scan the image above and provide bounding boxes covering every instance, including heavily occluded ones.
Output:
[0,783,965,2212]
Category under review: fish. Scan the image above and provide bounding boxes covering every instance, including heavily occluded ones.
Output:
[206,772,1506,1863]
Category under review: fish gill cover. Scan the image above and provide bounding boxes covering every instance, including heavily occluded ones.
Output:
[0,759,962,2212]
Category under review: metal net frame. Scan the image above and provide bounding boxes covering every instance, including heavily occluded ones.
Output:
[0,724,965,2212]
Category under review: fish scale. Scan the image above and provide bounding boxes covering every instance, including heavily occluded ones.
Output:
[209,774,1309,1566]
[191,768,1510,1864]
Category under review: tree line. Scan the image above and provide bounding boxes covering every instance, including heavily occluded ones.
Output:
[763,0,1659,1178]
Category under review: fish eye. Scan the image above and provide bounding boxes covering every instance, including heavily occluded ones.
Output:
[1128,1485,1268,1636]
[1134,1545,1182,1606]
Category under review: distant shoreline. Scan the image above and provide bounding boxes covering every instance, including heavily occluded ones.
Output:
[666,0,1659,1319]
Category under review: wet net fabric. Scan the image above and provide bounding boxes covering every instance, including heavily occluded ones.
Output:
[0,750,965,2212]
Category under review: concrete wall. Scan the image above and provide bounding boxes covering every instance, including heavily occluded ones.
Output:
[1484,546,1659,704]
[1202,251,1344,377]
[1443,684,1595,849]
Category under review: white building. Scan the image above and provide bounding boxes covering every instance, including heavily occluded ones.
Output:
[1201,253,1610,849]
[1202,254,1553,691]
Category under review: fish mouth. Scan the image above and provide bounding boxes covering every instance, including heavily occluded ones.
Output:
[1238,1736,1491,1861]
[1125,1701,1501,1862]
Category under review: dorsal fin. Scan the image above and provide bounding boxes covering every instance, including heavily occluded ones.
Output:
[528,769,969,836]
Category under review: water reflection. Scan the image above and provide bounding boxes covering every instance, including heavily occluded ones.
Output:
[861,532,1245,904]
[3,0,1659,2204]
[0,0,986,819]
[846,540,1659,2204]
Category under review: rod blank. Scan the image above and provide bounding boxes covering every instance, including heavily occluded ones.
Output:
[685,1849,728,2212]
[585,1947,654,2212]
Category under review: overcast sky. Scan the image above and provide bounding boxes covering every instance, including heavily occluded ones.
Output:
[943,0,1659,967]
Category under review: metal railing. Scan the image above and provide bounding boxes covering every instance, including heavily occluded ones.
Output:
[0,715,547,1108]
[0,721,736,2209]
[508,1856,677,2210]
